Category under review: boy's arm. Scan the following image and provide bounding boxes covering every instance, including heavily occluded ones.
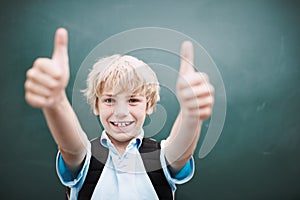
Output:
[164,41,214,174]
[25,28,89,171]
[43,93,88,171]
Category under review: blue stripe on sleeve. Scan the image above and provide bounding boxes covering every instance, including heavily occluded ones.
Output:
[58,154,73,182]
[174,159,192,180]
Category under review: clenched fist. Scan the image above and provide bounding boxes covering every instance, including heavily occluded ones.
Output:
[176,41,214,120]
[24,28,70,108]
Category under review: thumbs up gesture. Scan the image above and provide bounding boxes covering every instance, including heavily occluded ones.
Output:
[176,41,214,120]
[25,28,70,108]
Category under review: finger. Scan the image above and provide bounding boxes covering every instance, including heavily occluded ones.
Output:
[180,84,214,102]
[52,28,69,66]
[177,72,210,90]
[26,68,61,90]
[25,92,53,108]
[184,96,214,110]
[24,79,53,97]
[32,58,62,79]
[179,41,194,75]
[188,107,213,120]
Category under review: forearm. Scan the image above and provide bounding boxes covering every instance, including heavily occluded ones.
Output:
[164,41,214,174]
[24,29,88,170]
[165,111,202,172]
[42,92,88,169]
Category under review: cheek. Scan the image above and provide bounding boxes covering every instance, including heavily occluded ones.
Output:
[131,107,147,121]
[98,105,113,118]
[132,105,147,115]
[98,103,113,112]
[137,103,147,111]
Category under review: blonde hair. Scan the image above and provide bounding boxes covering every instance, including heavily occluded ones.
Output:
[83,54,160,111]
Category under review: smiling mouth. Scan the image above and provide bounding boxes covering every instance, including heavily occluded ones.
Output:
[110,121,134,127]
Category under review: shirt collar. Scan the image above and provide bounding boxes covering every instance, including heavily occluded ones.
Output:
[100,129,144,150]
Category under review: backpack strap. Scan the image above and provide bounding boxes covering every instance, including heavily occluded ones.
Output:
[139,138,173,200]
[66,137,172,200]
[77,138,108,199]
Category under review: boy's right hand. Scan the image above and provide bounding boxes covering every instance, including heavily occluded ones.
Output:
[25,28,70,109]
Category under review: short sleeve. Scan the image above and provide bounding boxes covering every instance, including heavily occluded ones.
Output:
[160,140,195,191]
[173,158,193,180]
[56,145,91,199]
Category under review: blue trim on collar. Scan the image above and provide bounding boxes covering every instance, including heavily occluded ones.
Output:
[100,129,144,149]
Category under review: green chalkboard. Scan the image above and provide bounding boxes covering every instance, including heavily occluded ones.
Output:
[1,0,299,199]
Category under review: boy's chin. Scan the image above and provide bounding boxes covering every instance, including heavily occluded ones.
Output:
[107,132,137,143]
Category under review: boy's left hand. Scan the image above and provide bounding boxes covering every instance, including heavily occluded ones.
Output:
[176,41,214,120]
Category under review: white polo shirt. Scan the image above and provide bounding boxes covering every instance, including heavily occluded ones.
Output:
[56,129,194,200]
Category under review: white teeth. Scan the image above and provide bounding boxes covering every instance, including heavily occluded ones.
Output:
[112,122,131,127]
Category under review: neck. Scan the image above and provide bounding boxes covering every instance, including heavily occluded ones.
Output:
[106,134,131,156]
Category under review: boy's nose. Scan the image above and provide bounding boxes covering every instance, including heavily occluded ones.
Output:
[113,103,129,117]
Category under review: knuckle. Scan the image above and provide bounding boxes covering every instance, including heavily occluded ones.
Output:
[24,92,30,101]
[198,107,212,119]
[204,107,212,116]
[204,85,214,96]
[33,58,44,67]
[26,68,35,78]
[200,72,209,81]
[24,80,30,90]
[25,92,35,105]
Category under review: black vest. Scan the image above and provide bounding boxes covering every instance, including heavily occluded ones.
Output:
[66,138,173,200]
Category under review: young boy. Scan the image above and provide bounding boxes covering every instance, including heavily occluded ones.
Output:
[24,28,214,200]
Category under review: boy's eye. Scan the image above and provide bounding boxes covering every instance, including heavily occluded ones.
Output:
[129,98,139,103]
[104,98,114,104]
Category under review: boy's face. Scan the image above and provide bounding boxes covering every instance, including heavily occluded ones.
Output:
[94,89,153,145]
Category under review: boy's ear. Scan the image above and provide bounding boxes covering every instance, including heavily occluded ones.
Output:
[93,98,99,115]
[93,107,99,115]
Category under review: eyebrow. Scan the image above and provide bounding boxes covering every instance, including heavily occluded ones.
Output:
[101,93,113,97]
[101,93,142,98]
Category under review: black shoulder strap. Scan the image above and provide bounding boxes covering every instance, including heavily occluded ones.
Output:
[77,138,108,200]
[67,137,172,200]
[139,138,173,200]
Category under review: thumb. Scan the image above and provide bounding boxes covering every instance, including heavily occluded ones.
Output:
[52,28,69,66]
[179,41,195,75]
